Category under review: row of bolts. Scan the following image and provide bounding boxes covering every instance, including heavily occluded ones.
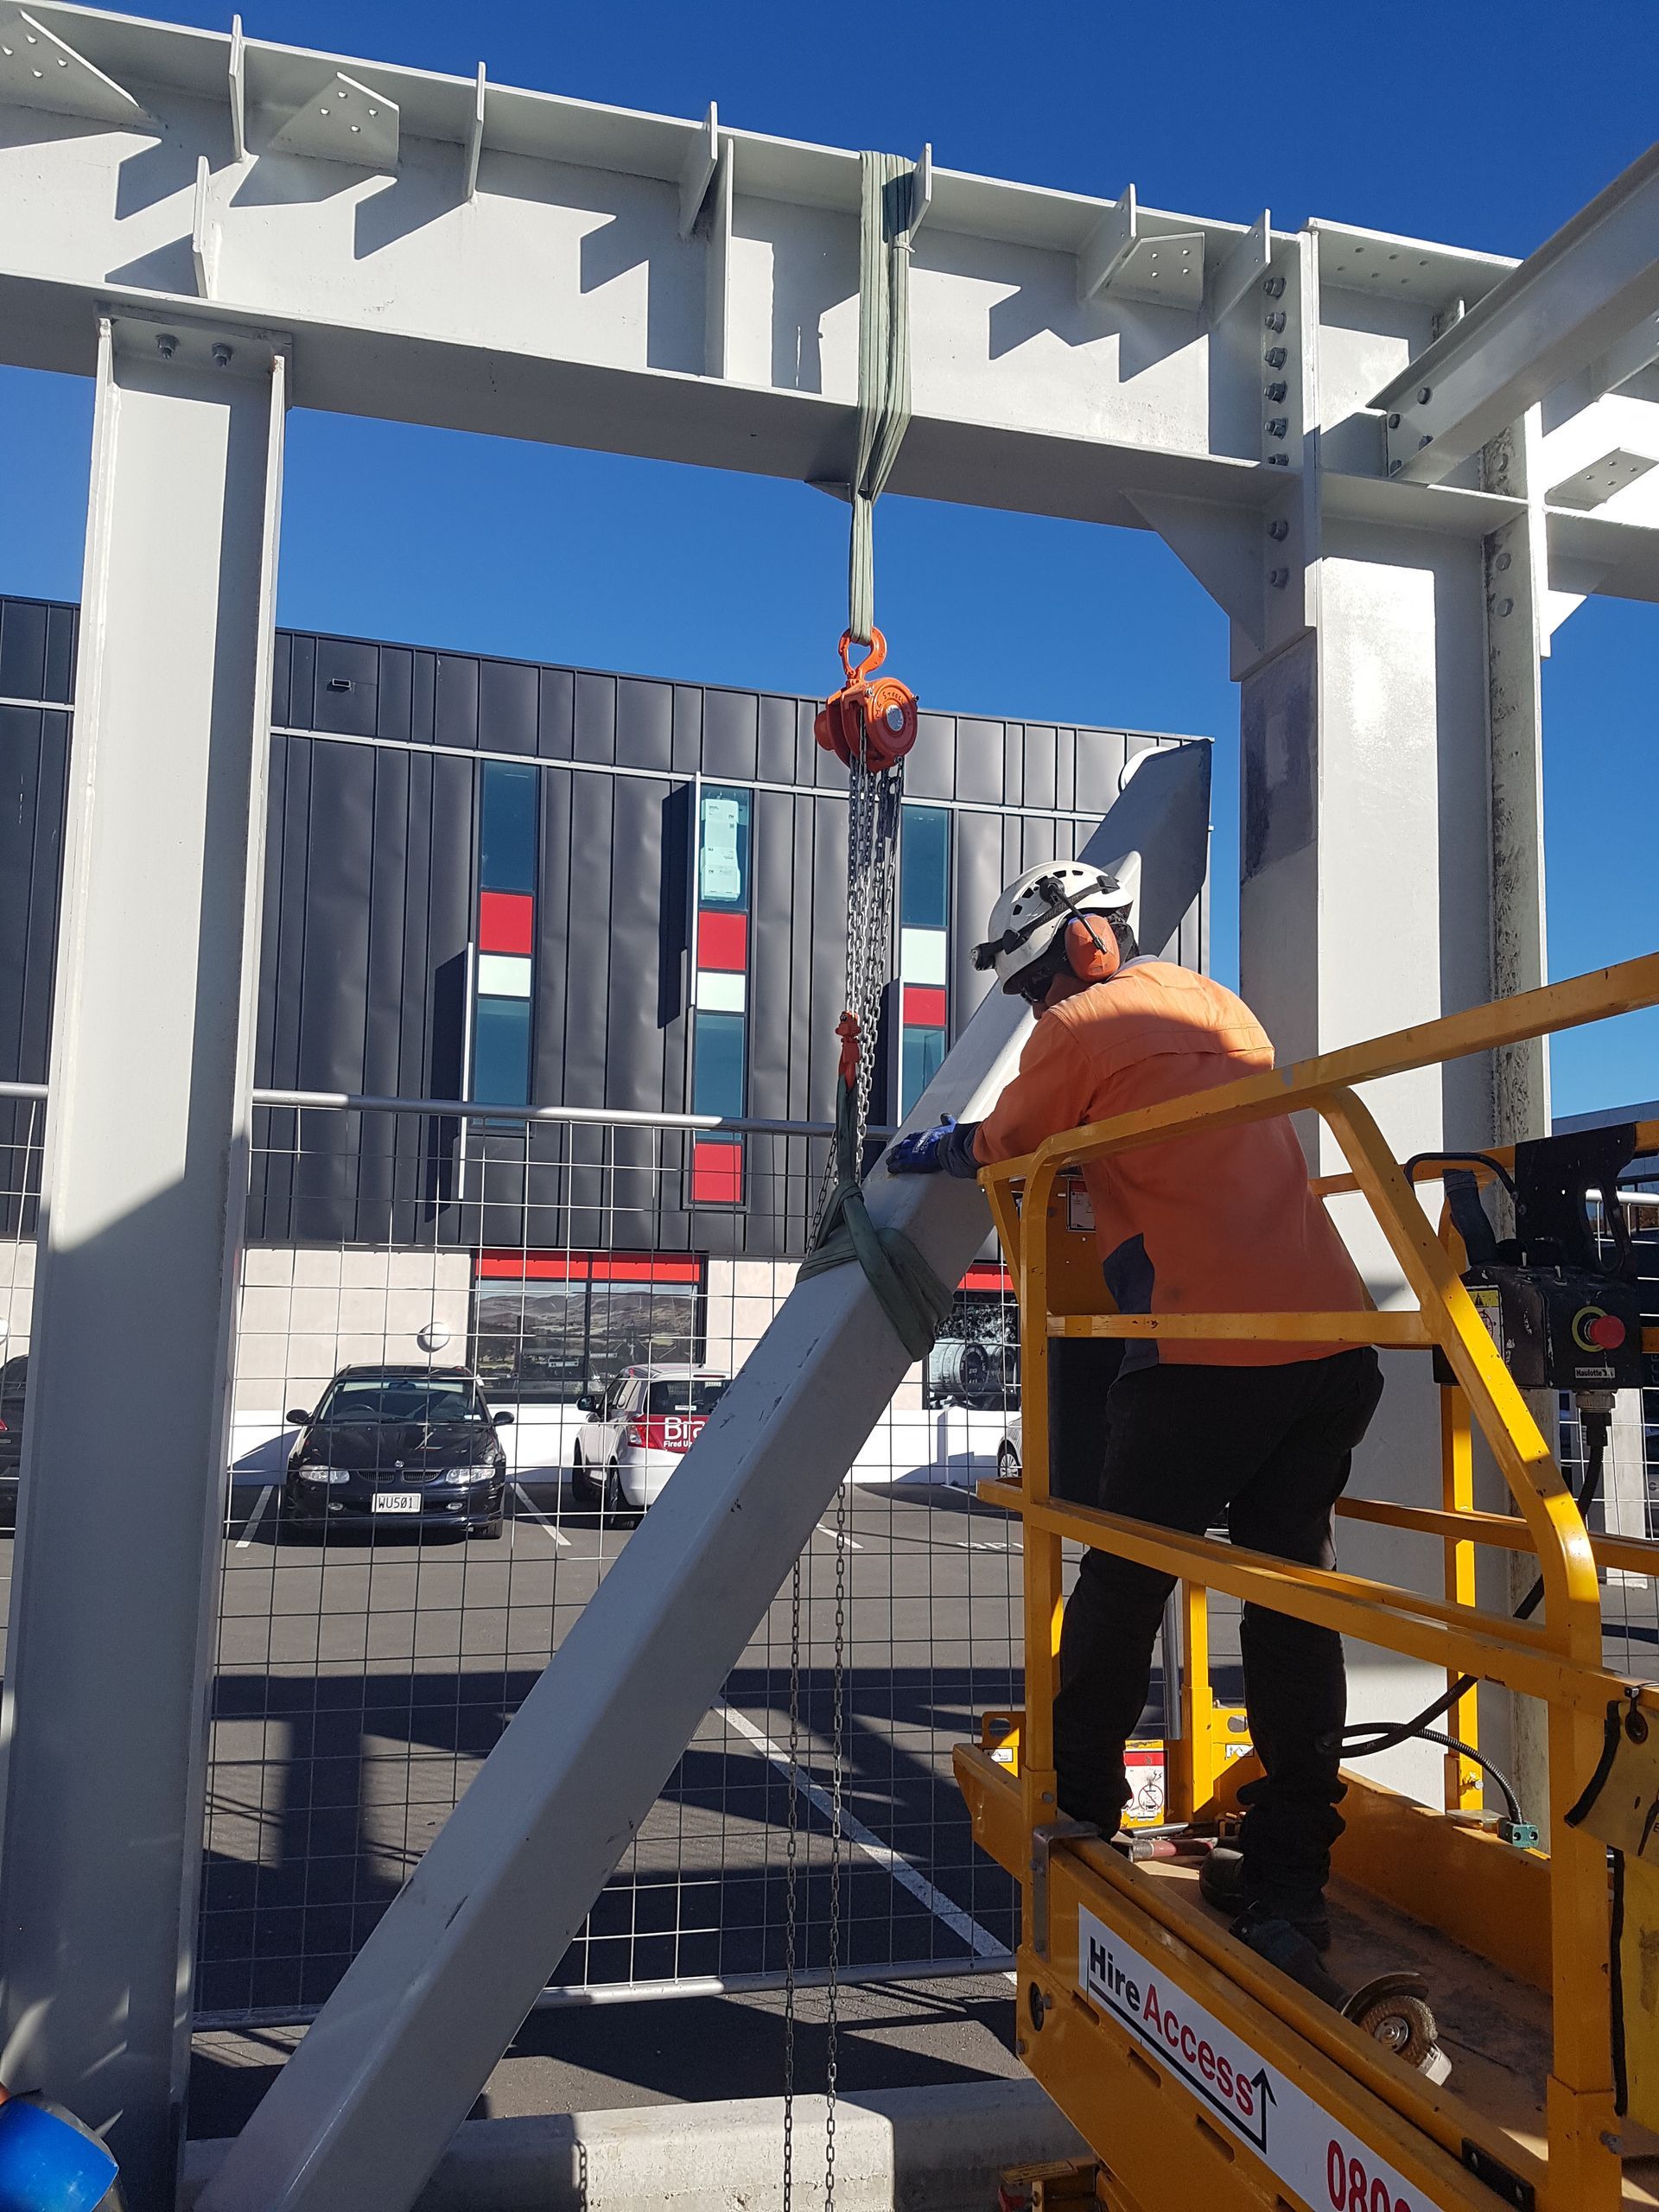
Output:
[1263,272,1293,588]
[154,332,236,365]
[1256,272,1442,590]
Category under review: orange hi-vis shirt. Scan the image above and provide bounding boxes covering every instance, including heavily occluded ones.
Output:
[972,961,1368,1367]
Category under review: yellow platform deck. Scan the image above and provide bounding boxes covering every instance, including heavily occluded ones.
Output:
[961,1740,1659,2212]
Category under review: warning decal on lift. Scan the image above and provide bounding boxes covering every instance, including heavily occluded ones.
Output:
[1077,1908,1449,2212]
[1465,1282,1503,1355]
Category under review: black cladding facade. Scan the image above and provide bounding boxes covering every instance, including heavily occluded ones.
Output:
[0,594,1207,1260]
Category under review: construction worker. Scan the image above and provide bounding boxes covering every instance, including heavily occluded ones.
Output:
[888,861,1382,1950]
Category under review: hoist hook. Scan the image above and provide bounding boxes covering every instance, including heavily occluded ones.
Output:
[838,628,887,683]
[815,626,919,773]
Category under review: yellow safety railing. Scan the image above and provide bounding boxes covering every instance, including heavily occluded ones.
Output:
[976,950,1659,2212]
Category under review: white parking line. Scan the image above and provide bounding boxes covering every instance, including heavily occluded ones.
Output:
[513,1484,570,1546]
[814,1519,862,1550]
[715,1699,1007,1961]
[235,1486,273,1548]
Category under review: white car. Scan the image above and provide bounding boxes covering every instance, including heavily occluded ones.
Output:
[571,1363,730,1514]
[997,1413,1022,1483]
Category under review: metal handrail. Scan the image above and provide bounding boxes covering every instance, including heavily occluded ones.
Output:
[976,946,1659,2210]
[988,950,1659,1189]
[0,1077,892,1141]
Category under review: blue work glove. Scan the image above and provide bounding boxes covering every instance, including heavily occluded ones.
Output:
[887,1116,982,1177]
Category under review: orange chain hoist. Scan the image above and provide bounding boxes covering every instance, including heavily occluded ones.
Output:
[813,627,918,772]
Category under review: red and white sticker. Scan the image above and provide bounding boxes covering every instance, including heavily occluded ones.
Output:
[1122,1745,1166,1827]
[632,1415,709,1454]
[1077,1909,1449,2212]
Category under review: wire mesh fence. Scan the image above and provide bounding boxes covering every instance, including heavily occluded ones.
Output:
[198,1097,1027,2024]
[1,1085,1655,2028]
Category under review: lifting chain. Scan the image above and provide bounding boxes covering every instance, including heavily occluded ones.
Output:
[782,1556,801,2212]
[814,742,905,1231]
[781,1454,852,2212]
[785,143,920,2212]
[824,1465,849,2212]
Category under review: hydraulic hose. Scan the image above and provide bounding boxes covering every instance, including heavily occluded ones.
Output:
[1324,1412,1611,1813]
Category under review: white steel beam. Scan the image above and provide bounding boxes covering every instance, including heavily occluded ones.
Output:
[2,5,1656,601]
[195,745,1211,2212]
[0,6,1434,536]
[0,314,284,2211]
[1375,140,1659,483]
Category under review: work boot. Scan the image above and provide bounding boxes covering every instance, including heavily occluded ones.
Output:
[1198,1844,1331,1953]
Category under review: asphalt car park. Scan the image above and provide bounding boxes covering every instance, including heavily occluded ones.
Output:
[197,1475,1059,2020]
[0,1463,1246,2131]
[14,1452,1659,2138]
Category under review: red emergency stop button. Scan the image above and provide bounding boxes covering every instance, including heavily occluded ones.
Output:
[1585,1313,1627,1350]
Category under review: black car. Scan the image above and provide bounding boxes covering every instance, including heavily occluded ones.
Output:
[0,1355,24,1526]
[279,1365,512,1541]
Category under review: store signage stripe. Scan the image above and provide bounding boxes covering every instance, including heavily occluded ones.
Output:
[478,1252,703,1283]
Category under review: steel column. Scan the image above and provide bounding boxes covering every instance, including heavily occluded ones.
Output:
[1482,409,1551,1144]
[0,316,284,2208]
[196,746,1210,2212]
[1235,238,1505,1803]
[1479,410,1555,1822]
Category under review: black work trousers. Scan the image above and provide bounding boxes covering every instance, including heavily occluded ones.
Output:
[1052,1347,1384,1898]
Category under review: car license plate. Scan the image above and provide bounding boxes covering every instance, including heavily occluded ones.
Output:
[372,1491,422,1515]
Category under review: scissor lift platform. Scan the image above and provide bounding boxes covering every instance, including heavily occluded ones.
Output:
[962,1741,1659,2210]
[959,955,1659,2212]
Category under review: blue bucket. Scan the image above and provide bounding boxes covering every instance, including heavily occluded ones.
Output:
[0,2099,118,2210]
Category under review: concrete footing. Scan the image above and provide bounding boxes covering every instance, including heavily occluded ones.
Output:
[182,2079,1088,2212]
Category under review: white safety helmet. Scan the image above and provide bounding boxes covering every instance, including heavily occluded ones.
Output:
[971,854,1141,998]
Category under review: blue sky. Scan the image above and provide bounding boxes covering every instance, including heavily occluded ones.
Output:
[1,0,1655,1115]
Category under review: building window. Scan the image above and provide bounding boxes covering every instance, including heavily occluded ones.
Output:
[900,805,949,929]
[902,1027,946,1109]
[692,1010,746,1120]
[692,786,752,1204]
[698,786,751,911]
[474,1252,705,1404]
[480,760,538,893]
[924,1266,1020,1410]
[899,805,950,1117]
[471,761,539,1108]
[473,996,531,1107]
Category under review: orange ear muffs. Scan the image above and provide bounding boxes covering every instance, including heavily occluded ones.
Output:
[1065,916,1121,983]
